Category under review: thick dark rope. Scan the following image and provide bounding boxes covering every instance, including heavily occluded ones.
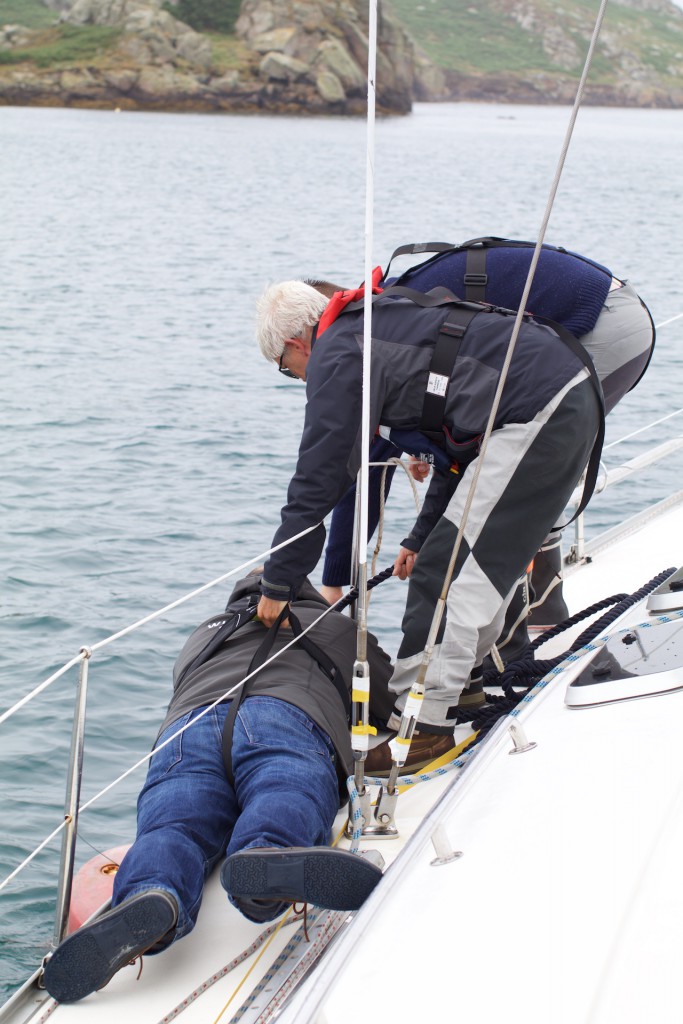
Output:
[335,565,395,613]
[458,568,676,743]
[332,566,676,746]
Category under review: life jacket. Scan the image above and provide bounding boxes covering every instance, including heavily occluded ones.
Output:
[382,236,613,302]
[317,265,384,337]
[383,236,655,397]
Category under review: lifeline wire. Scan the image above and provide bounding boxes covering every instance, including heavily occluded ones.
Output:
[0,595,348,894]
[0,523,319,729]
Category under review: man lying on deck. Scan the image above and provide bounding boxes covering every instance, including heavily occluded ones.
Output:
[43,571,394,1004]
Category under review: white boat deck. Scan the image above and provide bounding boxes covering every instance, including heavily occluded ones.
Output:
[277,492,683,1024]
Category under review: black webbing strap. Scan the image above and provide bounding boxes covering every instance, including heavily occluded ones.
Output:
[383,236,612,286]
[221,607,346,788]
[629,293,656,393]
[420,307,479,443]
[464,246,489,302]
[382,242,459,282]
[383,237,510,282]
[174,595,259,690]
[333,283,479,316]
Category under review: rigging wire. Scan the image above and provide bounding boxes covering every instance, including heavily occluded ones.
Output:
[355,0,378,641]
[348,0,379,800]
[382,0,612,789]
[604,406,683,452]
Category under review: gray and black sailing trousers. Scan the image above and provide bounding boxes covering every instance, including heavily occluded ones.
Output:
[389,370,601,732]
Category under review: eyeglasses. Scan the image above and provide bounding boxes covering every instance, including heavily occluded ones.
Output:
[278,350,298,380]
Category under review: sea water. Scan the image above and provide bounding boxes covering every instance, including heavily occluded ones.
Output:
[1,101,682,999]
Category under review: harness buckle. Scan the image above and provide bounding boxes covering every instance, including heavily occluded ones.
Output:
[440,321,466,338]
[464,273,488,286]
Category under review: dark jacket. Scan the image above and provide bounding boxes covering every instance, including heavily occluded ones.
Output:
[160,575,394,800]
[262,293,587,601]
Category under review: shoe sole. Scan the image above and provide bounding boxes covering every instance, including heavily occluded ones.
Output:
[222,847,382,912]
[43,891,177,1003]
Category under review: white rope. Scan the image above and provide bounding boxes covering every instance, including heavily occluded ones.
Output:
[604,407,683,452]
[0,652,84,727]
[0,523,319,728]
[369,457,422,584]
[655,311,683,329]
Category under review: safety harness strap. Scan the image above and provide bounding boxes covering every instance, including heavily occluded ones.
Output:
[221,607,346,788]
[525,312,606,523]
[174,595,260,690]
[464,246,488,302]
[382,236,611,284]
[420,307,479,444]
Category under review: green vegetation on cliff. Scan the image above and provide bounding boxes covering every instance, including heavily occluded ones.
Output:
[0,0,54,29]
[164,0,241,34]
[390,0,553,73]
[1,0,683,109]
[0,23,122,68]
[389,0,683,92]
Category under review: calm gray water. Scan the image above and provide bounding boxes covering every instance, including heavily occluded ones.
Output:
[1,101,682,999]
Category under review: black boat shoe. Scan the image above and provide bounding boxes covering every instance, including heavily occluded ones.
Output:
[42,889,178,1003]
[221,846,383,913]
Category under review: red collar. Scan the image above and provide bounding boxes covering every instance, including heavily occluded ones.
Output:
[317,267,384,337]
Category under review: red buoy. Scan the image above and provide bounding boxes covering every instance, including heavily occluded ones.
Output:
[68,844,132,932]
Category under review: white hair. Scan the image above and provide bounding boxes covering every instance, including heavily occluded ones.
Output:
[255,280,328,362]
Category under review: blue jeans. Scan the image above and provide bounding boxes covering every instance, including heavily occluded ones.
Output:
[112,697,339,942]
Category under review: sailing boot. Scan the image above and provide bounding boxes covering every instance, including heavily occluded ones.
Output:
[458,668,486,708]
[528,528,569,629]
[364,730,456,777]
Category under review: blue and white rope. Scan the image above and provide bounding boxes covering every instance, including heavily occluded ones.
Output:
[356,609,683,791]
[511,607,683,715]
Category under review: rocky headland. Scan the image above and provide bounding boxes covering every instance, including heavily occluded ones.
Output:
[1,0,682,114]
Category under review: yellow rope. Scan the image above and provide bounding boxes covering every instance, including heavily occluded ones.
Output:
[211,823,348,1022]
[396,730,478,793]
[210,907,294,1024]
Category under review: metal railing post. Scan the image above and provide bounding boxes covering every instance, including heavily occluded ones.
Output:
[51,647,91,949]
